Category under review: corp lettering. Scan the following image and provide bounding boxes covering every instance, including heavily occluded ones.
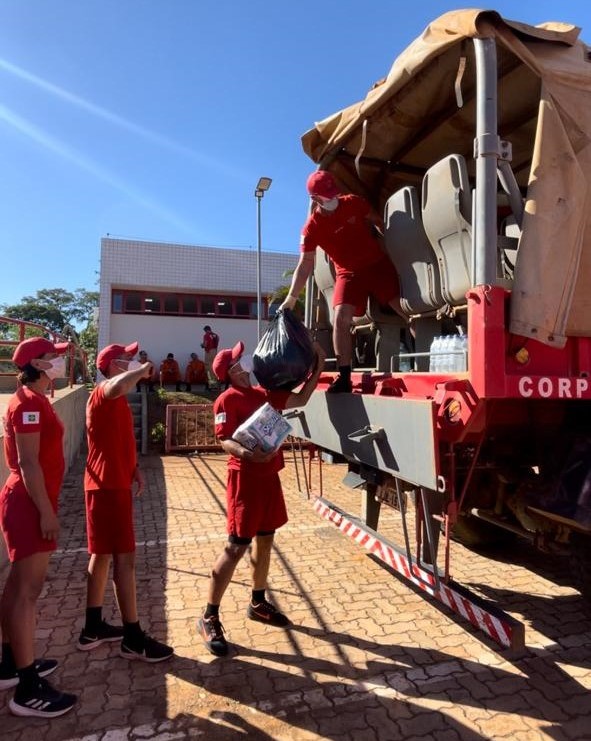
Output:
[518,376,590,398]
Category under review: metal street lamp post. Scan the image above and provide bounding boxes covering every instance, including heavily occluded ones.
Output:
[255,176,272,340]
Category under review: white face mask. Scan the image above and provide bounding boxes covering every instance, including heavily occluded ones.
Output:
[43,356,66,380]
[240,354,254,373]
[126,360,143,372]
[319,197,339,212]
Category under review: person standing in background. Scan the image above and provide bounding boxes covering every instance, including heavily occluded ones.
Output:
[0,337,77,717]
[201,325,219,388]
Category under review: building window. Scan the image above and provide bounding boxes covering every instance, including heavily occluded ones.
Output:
[144,294,161,313]
[125,293,142,312]
[164,295,179,313]
[111,290,266,318]
[182,296,198,314]
[217,298,232,316]
[201,297,216,315]
[235,299,250,317]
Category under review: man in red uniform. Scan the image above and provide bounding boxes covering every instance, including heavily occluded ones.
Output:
[201,325,219,388]
[281,170,405,393]
[78,341,173,662]
[197,340,325,656]
[159,352,182,391]
[184,352,209,393]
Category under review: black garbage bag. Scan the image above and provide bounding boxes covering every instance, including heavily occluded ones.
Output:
[253,309,315,391]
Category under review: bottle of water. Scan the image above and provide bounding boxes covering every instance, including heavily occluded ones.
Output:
[442,335,454,372]
[452,334,463,373]
[399,342,412,372]
[460,334,468,371]
[429,336,441,372]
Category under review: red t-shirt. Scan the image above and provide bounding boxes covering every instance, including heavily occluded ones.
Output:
[214,386,291,474]
[202,331,219,352]
[2,385,65,505]
[84,384,137,491]
[300,194,384,273]
[160,359,181,383]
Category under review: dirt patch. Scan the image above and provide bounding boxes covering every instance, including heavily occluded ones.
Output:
[147,389,220,454]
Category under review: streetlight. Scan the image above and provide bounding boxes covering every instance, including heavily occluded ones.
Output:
[255,176,272,340]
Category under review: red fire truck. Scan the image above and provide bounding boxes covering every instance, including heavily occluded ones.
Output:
[287,9,591,650]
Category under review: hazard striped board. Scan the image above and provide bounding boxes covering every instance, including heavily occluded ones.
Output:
[313,496,525,651]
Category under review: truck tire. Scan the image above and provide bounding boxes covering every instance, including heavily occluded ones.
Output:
[570,532,591,602]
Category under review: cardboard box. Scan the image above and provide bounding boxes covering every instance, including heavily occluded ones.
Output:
[232,402,292,452]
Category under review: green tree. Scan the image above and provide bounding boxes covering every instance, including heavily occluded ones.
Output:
[267,269,305,317]
[1,287,99,334]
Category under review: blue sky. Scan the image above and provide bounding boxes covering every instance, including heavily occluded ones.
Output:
[1,0,589,308]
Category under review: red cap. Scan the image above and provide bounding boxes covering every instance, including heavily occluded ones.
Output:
[306,170,340,199]
[212,341,244,383]
[12,337,69,369]
[96,341,139,374]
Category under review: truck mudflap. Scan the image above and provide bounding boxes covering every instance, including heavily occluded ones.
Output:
[313,495,526,651]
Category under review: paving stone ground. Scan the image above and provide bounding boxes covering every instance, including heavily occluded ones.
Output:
[1,450,590,740]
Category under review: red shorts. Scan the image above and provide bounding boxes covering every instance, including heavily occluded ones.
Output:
[226,469,288,540]
[85,489,135,554]
[0,482,56,562]
[333,254,400,315]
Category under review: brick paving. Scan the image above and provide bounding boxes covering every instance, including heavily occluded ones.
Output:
[1,450,590,740]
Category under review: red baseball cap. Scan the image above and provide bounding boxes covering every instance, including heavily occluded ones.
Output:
[212,341,244,383]
[96,341,139,374]
[306,170,340,199]
[12,337,69,369]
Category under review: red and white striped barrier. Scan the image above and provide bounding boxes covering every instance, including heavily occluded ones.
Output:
[313,496,525,650]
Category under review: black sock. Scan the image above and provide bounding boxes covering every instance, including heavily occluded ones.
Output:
[1,642,15,670]
[204,603,220,619]
[16,663,39,694]
[338,365,351,379]
[85,606,103,632]
[123,621,143,647]
[252,589,265,605]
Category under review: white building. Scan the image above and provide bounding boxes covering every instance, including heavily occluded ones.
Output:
[98,238,297,369]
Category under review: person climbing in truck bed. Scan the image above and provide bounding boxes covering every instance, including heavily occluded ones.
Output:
[280,170,406,393]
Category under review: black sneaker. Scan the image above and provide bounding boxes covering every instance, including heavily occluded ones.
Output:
[326,375,352,394]
[0,658,58,690]
[77,620,125,651]
[9,677,77,718]
[247,600,290,627]
[120,633,173,663]
[198,615,228,656]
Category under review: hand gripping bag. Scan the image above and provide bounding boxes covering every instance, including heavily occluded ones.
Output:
[253,309,315,391]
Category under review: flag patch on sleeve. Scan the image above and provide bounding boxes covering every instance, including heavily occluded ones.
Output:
[22,411,40,425]
[214,412,226,425]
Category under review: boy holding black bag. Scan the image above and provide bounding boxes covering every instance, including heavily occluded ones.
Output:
[197,338,324,656]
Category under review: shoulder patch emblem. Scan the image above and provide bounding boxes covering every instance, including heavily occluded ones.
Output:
[22,411,40,424]
[215,412,226,425]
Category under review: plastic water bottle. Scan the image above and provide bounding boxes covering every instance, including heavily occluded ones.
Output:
[460,334,468,371]
[452,334,463,373]
[399,342,412,372]
[429,336,441,372]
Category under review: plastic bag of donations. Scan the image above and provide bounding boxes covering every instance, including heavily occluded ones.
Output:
[231,402,292,453]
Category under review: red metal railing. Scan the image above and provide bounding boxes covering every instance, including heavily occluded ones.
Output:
[0,315,90,394]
